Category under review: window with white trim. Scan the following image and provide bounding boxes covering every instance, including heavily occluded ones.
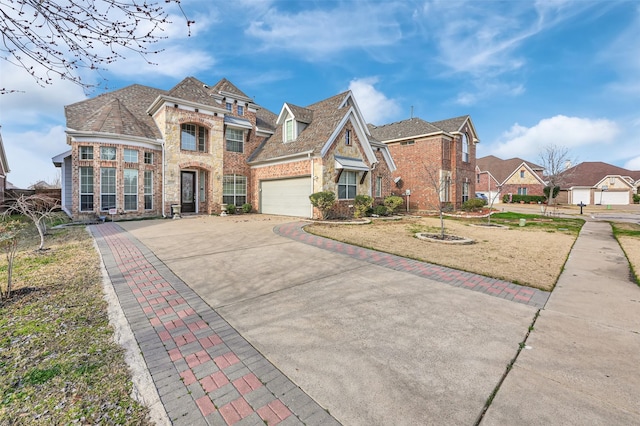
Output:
[225,128,244,153]
[199,170,206,202]
[440,170,451,202]
[100,146,116,160]
[181,123,208,152]
[520,170,525,178]
[80,146,93,160]
[100,167,116,211]
[518,187,527,195]
[124,169,138,211]
[226,102,232,111]
[462,181,469,202]
[285,119,294,142]
[223,175,246,207]
[462,133,469,162]
[345,129,351,145]
[144,152,154,164]
[376,176,382,198]
[144,171,153,210]
[124,148,138,163]
[338,170,357,199]
[237,105,244,116]
[80,167,94,211]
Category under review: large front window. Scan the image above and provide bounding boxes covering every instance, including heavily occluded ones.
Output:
[144,171,153,210]
[338,170,357,199]
[223,175,246,207]
[100,167,116,211]
[225,128,244,153]
[80,167,93,211]
[181,123,208,152]
[124,169,138,211]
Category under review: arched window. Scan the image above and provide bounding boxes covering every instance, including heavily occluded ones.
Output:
[181,123,208,152]
[462,133,469,162]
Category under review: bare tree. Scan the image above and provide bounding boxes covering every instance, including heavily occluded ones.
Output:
[421,163,455,239]
[0,220,25,301]
[538,144,576,215]
[2,194,61,250]
[0,0,193,94]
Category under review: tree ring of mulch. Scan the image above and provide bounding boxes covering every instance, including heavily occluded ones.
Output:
[469,223,509,229]
[415,233,475,244]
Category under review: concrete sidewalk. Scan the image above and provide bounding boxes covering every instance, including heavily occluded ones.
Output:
[482,220,640,424]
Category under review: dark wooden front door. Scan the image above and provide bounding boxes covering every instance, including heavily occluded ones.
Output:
[181,171,196,213]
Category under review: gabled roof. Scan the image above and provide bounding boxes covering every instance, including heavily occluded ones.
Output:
[431,115,470,133]
[368,118,443,142]
[65,84,165,139]
[476,155,544,184]
[561,162,640,187]
[208,78,252,101]
[165,76,220,108]
[249,91,374,164]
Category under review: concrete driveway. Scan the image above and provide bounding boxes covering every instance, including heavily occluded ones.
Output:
[120,215,537,425]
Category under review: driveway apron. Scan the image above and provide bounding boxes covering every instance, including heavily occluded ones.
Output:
[108,215,540,425]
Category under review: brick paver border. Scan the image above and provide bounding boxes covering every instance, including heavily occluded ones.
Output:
[274,222,550,309]
[91,223,339,426]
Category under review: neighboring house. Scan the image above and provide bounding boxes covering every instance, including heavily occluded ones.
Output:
[369,116,479,211]
[53,77,395,220]
[248,91,396,218]
[0,128,10,204]
[476,155,545,204]
[557,162,640,205]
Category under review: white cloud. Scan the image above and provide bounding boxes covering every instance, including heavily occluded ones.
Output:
[624,156,640,170]
[347,77,401,125]
[491,115,620,160]
[3,125,68,189]
[245,3,402,60]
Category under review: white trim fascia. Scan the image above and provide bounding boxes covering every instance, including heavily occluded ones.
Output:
[594,175,633,189]
[276,104,294,125]
[255,127,274,136]
[52,150,72,166]
[320,109,377,165]
[146,95,228,116]
[66,130,163,150]
[248,150,315,167]
[218,90,253,104]
[339,91,371,137]
[380,130,448,144]
[501,162,546,185]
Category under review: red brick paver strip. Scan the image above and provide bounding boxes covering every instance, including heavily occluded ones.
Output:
[90,223,339,426]
[274,222,550,308]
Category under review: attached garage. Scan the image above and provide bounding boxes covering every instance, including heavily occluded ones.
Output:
[599,190,630,205]
[260,177,312,217]
[571,188,591,205]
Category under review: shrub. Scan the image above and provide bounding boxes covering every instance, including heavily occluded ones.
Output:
[226,204,236,214]
[353,195,373,218]
[503,194,546,204]
[634,194,640,204]
[461,198,486,212]
[373,205,388,216]
[309,191,336,220]
[242,203,252,213]
[383,195,404,215]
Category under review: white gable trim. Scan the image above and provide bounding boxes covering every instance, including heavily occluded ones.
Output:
[339,92,371,137]
[320,108,376,165]
[276,104,295,125]
[594,175,633,190]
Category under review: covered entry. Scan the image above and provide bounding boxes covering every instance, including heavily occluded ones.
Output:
[261,177,312,217]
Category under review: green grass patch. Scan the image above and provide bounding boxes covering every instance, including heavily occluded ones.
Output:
[0,224,151,424]
[450,212,584,235]
[611,222,640,238]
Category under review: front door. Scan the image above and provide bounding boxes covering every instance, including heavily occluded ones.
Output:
[181,171,196,213]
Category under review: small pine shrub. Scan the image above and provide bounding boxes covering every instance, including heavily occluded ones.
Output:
[226,204,236,214]
[383,195,404,214]
[242,203,252,213]
[373,205,388,216]
[461,198,485,211]
[353,195,373,218]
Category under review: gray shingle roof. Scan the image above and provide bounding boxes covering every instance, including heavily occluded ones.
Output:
[209,78,251,100]
[255,107,277,132]
[286,104,314,123]
[368,117,443,142]
[477,155,543,184]
[65,84,165,139]
[431,115,470,133]
[166,76,220,108]
[249,91,351,163]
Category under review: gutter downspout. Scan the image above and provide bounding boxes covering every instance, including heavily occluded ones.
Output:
[309,152,314,218]
[162,140,166,218]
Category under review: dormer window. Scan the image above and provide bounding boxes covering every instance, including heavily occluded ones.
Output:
[345,129,351,145]
[285,119,294,142]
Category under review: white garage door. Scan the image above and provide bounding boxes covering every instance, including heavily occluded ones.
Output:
[261,177,312,217]
[572,188,591,205]
[600,191,630,205]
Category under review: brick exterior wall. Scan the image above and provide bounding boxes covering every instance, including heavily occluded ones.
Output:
[501,168,545,199]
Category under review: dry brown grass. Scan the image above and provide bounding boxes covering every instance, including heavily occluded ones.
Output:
[613,222,640,284]
[306,216,580,291]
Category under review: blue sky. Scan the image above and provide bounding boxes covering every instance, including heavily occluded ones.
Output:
[1,0,639,188]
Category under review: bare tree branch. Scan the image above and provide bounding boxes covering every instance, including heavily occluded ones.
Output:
[2,194,61,250]
[538,144,576,214]
[0,0,193,94]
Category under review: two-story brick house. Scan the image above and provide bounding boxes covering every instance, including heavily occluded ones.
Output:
[54,77,395,220]
[368,116,479,211]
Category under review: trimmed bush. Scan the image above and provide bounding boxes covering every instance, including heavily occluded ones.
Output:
[309,191,336,220]
[354,195,373,218]
[373,205,388,216]
[242,203,252,213]
[461,198,485,212]
[633,194,639,204]
[503,194,546,204]
[226,204,236,214]
[383,195,404,215]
